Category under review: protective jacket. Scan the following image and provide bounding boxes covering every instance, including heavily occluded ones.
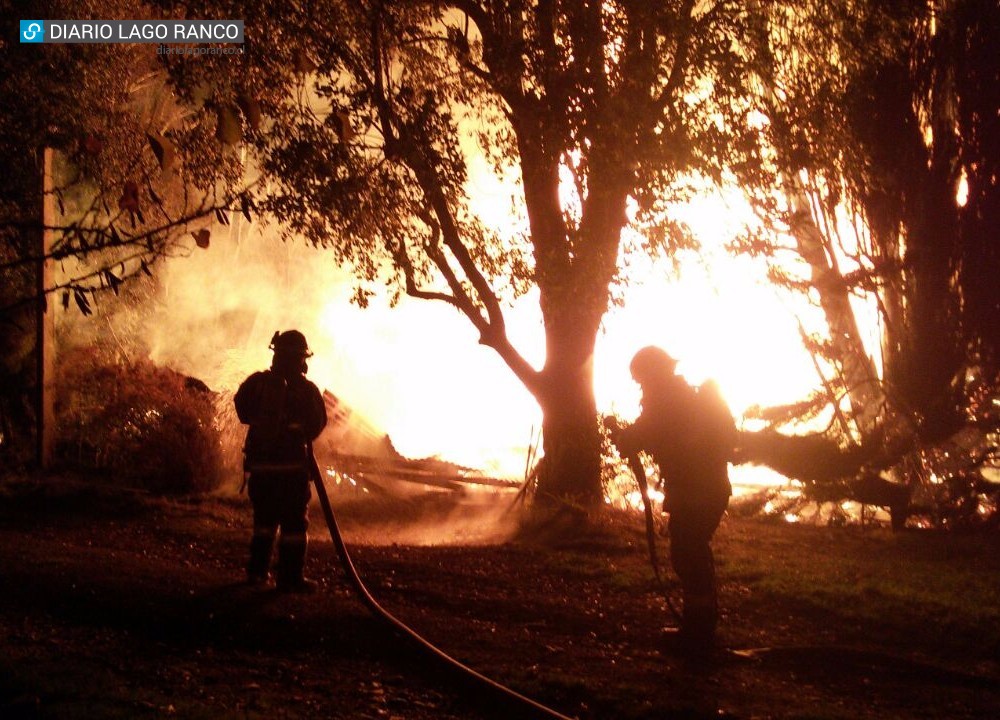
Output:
[616,376,736,649]
[234,369,327,472]
[617,379,735,508]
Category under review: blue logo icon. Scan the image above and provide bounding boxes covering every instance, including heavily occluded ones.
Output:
[21,20,45,43]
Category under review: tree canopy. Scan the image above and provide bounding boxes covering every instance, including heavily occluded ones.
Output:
[2,1,996,522]
[732,0,999,442]
[0,0,248,320]
[160,0,764,505]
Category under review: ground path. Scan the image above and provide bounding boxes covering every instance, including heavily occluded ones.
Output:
[1,478,998,718]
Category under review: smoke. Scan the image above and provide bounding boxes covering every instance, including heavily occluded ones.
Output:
[324,485,522,546]
[141,218,540,477]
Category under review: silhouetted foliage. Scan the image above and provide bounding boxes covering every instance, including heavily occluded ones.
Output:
[720,0,1000,527]
[737,0,1000,440]
[55,347,223,494]
[0,1,245,317]
[0,0,256,463]
[161,0,765,506]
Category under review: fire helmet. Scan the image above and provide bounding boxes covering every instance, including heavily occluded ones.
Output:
[269,330,313,358]
[629,346,678,384]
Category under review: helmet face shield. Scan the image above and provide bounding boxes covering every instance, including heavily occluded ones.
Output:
[269,330,313,358]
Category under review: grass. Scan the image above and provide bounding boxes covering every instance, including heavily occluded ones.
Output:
[2,477,998,719]
[515,506,1000,658]
[717,517,1000,656]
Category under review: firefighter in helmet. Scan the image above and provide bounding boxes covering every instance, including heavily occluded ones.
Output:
[608,346,735,654]
[235,330,327,592]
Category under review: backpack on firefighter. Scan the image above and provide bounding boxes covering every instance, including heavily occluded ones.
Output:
[695,378,737,465]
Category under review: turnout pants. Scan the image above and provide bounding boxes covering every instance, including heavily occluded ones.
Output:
[668,496,728,647]
[247,470,311,586]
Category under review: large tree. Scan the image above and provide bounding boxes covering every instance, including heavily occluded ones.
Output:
[166,0,761,507]
[726,0,1000,525]
[845,0,1000,443]
[737,0,999,442]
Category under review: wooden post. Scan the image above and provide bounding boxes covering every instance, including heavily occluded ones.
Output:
[37,147,55,469]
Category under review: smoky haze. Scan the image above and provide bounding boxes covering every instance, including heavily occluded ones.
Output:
[51,216,529,543]
[136,218,539,478]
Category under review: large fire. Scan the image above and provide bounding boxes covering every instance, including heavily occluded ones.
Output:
[135,186,843,485]
[51,152,916,530]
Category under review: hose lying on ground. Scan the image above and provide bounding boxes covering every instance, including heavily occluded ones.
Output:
[308,447,574,720]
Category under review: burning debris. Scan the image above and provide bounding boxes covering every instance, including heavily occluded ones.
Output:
[44,340,1000,534]
[315,390,518,497]
[732,425,1000,530]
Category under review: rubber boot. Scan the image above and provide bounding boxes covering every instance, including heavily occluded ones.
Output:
[276,533,316,593]
[679,592,718,658]
[246,526,276,585]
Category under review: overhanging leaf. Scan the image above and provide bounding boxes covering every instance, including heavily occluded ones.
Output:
[105,270,122,295]
[240,194,254,223]
[74,290,92,316]
[237,94,262,131]
[119,181,140,213]
[334,112,353,143]
[193,228,211,249]
[293,48,316,74]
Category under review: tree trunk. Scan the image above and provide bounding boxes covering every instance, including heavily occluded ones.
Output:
[898,165,962,441]
[516,146,624,510]
[533,310,604,509]
[893,34,964,441]
[784,179,882,437]
[847,33,964,443]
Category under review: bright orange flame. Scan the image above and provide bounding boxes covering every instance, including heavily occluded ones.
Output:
[145,144,879,484]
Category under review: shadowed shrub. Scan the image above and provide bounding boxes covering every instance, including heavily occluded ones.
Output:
[55,347,223,494]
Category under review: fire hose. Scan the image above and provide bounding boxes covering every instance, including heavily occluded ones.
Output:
[306,445,574,720]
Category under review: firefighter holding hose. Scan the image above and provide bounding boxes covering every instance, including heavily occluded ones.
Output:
[235,330,327,593]
[608,346,735,655]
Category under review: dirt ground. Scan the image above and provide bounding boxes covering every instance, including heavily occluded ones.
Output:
[1,476,998,719]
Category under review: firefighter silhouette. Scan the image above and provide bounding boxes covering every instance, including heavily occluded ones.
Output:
[609,346,735,653]
[235,330,327,592]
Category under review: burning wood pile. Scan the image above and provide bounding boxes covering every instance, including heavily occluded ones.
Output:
[734,426,999,530]
[313,391,518,496]
[55,347,224,494]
